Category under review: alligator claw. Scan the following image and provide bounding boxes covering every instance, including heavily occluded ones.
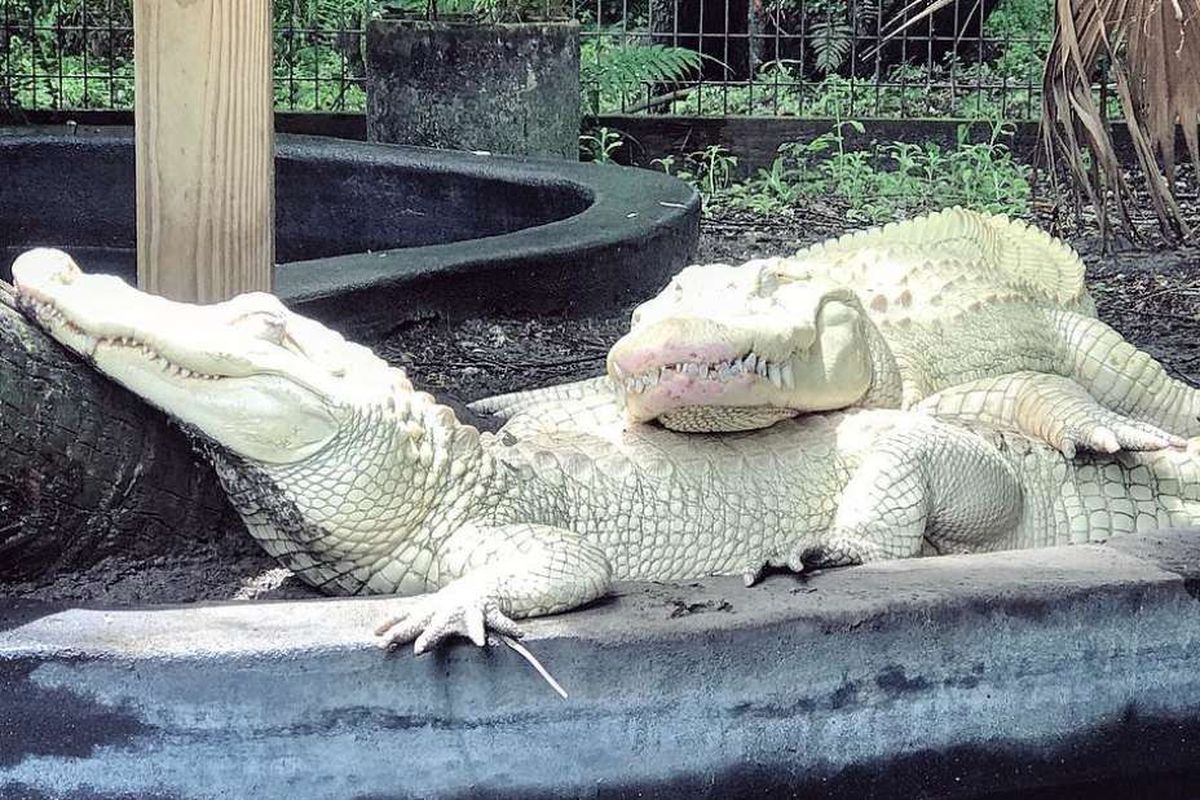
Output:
[742,564,765,587]
[375,589,524,654]
[1053,416,1186,458]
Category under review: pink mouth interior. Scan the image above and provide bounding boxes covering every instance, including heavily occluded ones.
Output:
[625,366,760,420]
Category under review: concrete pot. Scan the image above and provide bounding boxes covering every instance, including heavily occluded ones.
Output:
[366,18,581,159]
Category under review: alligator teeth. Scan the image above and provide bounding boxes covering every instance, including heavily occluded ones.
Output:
[767,363,782,386]
[756,359,768,377]
[780,363,795,389]
[743,353,757,372]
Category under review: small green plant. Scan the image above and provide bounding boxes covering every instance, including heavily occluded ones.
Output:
[691,144,739,196]
[649,145,740,206]
[579,126,626,163]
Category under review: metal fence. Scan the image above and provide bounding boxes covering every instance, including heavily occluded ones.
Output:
[0,0,1050,119]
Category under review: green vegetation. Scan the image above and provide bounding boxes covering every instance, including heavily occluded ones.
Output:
[1,0,373,111]
[2,0,1052,119]
[648,120,1032,222]
[579,125,626,162]
[1,1,135,109]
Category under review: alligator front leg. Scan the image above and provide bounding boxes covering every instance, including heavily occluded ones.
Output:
[374,523,613,653]
[915,371,1186,457]
[789,419,1025,571]
[1052,309,1200,439]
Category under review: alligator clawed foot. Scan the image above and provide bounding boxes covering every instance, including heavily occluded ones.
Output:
[374,590,524,654]
[1054,416,1185,458]
[786,538,872,573]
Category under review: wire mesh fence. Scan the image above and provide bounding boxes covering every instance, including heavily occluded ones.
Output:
[579,0,1052,119]
[1,1,134,110]
[0,0,1051,119]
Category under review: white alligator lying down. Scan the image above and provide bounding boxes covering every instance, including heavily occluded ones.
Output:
[482,209,1200,459]
[13,249,1200,652]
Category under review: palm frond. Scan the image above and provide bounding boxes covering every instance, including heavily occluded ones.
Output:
[1043,0,1200,240]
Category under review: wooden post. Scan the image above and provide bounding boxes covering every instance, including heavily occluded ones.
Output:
[134,0,274,303]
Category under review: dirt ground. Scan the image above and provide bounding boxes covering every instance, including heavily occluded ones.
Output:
[9,200,1200,606]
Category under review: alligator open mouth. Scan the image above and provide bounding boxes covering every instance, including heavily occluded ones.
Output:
[609,349,803,431]
[613,351,796,395]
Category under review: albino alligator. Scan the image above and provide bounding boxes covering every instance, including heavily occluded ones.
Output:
[13,248,1200,653]
[498,209,1198,458]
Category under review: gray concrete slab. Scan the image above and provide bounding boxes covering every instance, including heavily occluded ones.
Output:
[3,532,1200,799]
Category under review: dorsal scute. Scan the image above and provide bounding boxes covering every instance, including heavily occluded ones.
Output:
[792,207,1088,307]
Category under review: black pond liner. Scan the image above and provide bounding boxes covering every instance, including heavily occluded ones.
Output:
[0,126,700,338]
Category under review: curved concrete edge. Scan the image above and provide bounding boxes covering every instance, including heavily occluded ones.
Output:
[3,530,1200,800]
[0,127,701,340]
[276,136,700,338]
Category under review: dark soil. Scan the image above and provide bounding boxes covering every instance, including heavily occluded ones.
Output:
[9,204,1200,606]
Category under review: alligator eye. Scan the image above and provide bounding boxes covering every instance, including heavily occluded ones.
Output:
[756,270,779,295]
[234,311,289,346]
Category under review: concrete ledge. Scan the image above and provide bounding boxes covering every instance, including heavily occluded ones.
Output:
[3,531,1200,799]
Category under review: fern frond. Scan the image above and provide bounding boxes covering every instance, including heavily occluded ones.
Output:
[581,41,702,113]
[811,18,852,74]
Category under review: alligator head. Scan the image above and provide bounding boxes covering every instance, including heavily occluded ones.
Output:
[13,249,478,594]
[12,248,412,464]
[607,257,877,432]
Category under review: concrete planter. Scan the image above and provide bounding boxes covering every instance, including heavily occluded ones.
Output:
[366,18,581,159]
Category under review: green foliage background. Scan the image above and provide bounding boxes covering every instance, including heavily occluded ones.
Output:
[1,0,1050,117]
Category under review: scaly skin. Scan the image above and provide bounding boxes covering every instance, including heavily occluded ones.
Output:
[13,248,1200,653]
[594,207,1200,454]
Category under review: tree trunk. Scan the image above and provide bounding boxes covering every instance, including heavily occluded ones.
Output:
[0,281,244,584]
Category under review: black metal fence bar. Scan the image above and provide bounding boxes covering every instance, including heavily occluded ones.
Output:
[0,0,1053,120]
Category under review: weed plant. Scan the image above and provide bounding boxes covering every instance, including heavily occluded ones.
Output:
[645,120,1032,222]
